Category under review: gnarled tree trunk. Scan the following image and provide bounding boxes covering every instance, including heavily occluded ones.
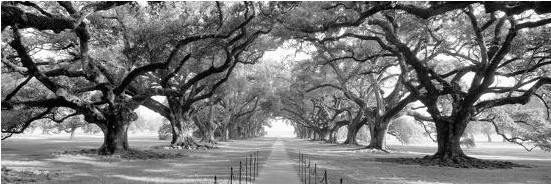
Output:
[343,121,363,145]
[170,114,202,149]
[200,123,217,145]
[96,105,137,155]
[97,120,130,155]
[69,127,76,139]
[219,124,229,142]
[366,119,391,150]
[318,128,329,141]
[327,128,337,143]
[193,116,217,146]
[432,117,469,160]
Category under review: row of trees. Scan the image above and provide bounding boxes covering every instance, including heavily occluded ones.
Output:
[267,2,551,164]
[1,2,285,154]
[2,1,550,166]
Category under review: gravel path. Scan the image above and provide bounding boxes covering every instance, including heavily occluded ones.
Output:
[256,138,301,184]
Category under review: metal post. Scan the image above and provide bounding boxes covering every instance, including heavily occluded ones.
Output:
[340,178,343,184]
[314,163,317,184]
[308,160,311,184]
[256,151,260,176]
[303,154,305,184]
[250,154,252,182]
[304,156,307,184]
[230,167,233,184]
[304,159,307,184]
[324,170,327,184]
[245,158,248,184]
[214,175,217,184]
[298,151,302,179]
[253,154,256,180]
[239,161,242,184]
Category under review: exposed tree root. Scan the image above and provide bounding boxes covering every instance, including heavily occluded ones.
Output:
[152,138,218,150]
[2,166,55,183]
[198,140,218,149]
[340,142,361,147]
[199,138,218,145]
[353,146,392,153]
[56,149,185,160]
[375,154,530,169]
[168,142,215,150]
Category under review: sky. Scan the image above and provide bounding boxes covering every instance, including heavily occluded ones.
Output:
[264,118,296,138]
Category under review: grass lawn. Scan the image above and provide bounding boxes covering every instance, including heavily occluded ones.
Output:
[283,138,551,184]
[2,134,550,184]
[1,133,274,183]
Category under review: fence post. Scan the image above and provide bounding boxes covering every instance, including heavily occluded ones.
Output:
[340,178,343,184]
[230,167,233,184]
[298,151,302,179]
[239,161,242,184]
[214,175,217,184]
[253,154,256,180]
[245,157,248,184]
[250,154,252,182]
[256,151,260,176]
[314,163,317,184]
[324,170,327,184]
[303,155,306,184]
[308,160,311,184]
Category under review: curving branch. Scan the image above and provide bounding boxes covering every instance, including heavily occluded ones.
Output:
[476,77,551,111]
[2,76,33,102]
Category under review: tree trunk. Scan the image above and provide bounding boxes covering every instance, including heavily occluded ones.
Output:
[366,120,390,150]
[193,116,217,146]
[343,121,362,145]
[219,125,229,142]
[326,128,338,144]
[486,133,492,142]
[200,123,217,145]
[432,117,469,160]
[319,128,329,141]
[170,116,202,149]
[69,127,76,139]
[97,120,129,155]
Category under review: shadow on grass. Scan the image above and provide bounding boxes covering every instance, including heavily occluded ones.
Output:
[374,156,531,169]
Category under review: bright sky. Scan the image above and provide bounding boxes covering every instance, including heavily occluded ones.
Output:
[264,118,296,137]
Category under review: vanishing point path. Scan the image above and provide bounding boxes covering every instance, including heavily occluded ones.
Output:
[256,138,301,184]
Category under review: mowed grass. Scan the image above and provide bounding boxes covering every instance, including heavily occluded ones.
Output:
[283,138,551,184]
[1,133,275,183]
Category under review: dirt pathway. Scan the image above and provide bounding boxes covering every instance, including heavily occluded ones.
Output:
[256,138,300,184]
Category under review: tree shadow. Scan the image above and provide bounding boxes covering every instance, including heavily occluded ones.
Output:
[374,156,531,169]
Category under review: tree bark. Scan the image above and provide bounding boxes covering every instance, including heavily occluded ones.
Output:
[193,114,217,146]
[486,133,492,142]
[219,124,229,141]
[431,117,469,160]
[366,120,391,150]
[327,129,337,143]
[318,128,329,141]
[69,127,76,139]
[200,123,217,145]
[343,121,363,145]
[97,120,130,155]
[169,115,202,149]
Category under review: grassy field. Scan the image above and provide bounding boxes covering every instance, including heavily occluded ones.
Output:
[1,133,274,183]
[284,139,551,184]
[2,134,550,184]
